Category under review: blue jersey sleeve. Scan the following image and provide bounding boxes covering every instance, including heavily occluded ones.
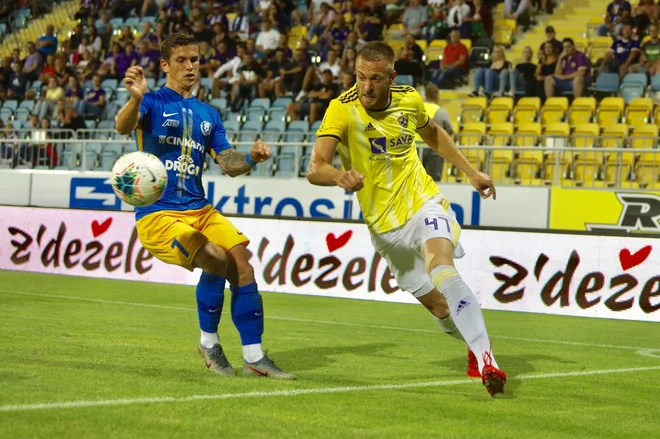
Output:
[208,110,232,159]
[139,92,156,121]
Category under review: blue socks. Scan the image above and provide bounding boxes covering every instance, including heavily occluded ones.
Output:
[230,282,264,346]
[196,272,226,334]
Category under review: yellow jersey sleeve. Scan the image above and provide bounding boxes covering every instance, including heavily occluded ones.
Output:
[316,99,349,142]
[413,90,431,131]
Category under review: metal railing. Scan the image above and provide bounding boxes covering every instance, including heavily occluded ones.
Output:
[1,129,659,189]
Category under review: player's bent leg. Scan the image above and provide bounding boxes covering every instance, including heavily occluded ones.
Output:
[192,241,229,276]
[423,237,507,395]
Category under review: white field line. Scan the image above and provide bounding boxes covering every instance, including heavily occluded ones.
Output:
[1,290,658,352]
[1,365,660,413]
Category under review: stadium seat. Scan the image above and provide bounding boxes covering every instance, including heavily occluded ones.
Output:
[515,123,542,147]
[387,40,404,54]
[540,97,568,125]
[416,39,428,52]
[271,97,292,109]
[597,97,625,126]
[600,124,628,149]
[620,83,646,104]
[397,75,414,86]
[210,98,227,112]
[625,97,653,127]
[623,72,649,87]
[97,120,114,131]
[267,108,287,123]
[84,120,96,129]
[429,39,447,48]
[651,74,660,93]
[18,99,34,110]
[636,152,660,187]
[588,36,613,64]
[573,36,589,54]
[568,97,596,126]
[87,143,103,155]
[262,120,285,143]
[512,97,540,124]
[486,97,513,124]
[101,79,118,90]
[630,124,658,150]
[458,97,487,126]
[239,119,262,142]
[249,98,271,111]
[246,108,265,122]
[2,100,18,111]
[424,47,444,64]
[103,144,123,156]
[0,108,12,123]
[285,120,309,143]
[457,122,486,177]
[589,73,620,95]
[308,120,322,142]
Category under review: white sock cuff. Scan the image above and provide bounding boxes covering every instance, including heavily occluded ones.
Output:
[430,265,460,290]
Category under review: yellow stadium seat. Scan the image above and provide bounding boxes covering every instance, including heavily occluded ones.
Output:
[541,97,569,125]
[289,26,307,36]
[388,23,404,31]
[573,36,589,54]
[494,27,513,47]
[619,181,641,189]
[388,40,405,53]
[605,152,635,185]
[489,122,514,146]
[487,123,514,181]
[571,123,601,163]
[513,97,541,124]
[457,122,487,171]
[630,124,658,150]
[459,97,487,126]
[430,39,448,48]
[544,122,571,137]
[588,36,613,61]
[460,39,472,51]
[635,152,660,187]
[425,47,444,64]
[416,39,428,52]
[515,123,542,147]
[597,97,625,126]
[513,123,544,182]
[625,97,653,127]
[568,97,596,126]
[601,123,629,149]
[486,97,513,124]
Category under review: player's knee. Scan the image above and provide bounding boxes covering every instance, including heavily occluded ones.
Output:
[195,242,228,276]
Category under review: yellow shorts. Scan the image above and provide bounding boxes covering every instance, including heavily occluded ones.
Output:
[136,205,249,271]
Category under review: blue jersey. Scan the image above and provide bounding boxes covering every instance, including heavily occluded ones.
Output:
[133,87,231,219]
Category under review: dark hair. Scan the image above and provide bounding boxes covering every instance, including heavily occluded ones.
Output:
[161,33,199,62]
[357,41,395,71]
[562,38,574,46]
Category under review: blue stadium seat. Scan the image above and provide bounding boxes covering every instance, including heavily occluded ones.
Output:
[110,17,124,27]
[620,83,645,104]
[246,108,265,121]
[285,120,309,143]
[60,151,76,169]
[262,120,285,143]
[156,78,167,89]
[18,99,34,110]
[239,120,262,142]
[210,98,227,112]
[623,73,648,87]
[102,79,118,90]
[0,108,12,123]
[15,109,29,123]
[87,143,103,154]
[146,78,156,90]
[124,17,140,28]
[141,16,156,26]
[397,75,414,86]
[84,150,98,169]
[274,153,297,178]
[250,98,271,110]
[2,100,18,111]
[102,144,123,156]
[99,153,118,171]
[589,73,620,95]
[10,120,22,130]
[223,117,240,133]
[85,120,96,129]
[200,77,213,90]
[267,108,287,122]
[97,120,115,131]
[271,97,292,109]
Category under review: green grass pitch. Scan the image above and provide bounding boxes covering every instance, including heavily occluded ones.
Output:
[1,271,659,438]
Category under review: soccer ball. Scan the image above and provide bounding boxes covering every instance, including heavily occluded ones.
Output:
[111,151,168,207]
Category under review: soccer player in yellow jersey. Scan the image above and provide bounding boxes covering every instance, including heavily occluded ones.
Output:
[307,41,507,396]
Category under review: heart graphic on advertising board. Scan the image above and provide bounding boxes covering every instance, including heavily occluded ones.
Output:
[326,231,352,252]
[91,218,113,238]
[619,246,652,271]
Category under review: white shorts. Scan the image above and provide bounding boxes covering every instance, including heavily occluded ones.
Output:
[370,196,464,298]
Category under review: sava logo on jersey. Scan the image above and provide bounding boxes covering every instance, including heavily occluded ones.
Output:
[165,155,200,178]
[368,135,415,154]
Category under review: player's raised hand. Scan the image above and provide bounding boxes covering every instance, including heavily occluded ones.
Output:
[124,66,147,101]
[470,170,496,200]
[249,140,271,163]
[334,170,365,193]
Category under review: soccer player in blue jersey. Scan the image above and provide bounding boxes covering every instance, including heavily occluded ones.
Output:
[115,33,295,379]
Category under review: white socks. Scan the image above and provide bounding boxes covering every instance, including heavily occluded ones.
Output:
[201,332,264,363]
[434,315,465,342]
[243,343,264,363]
[200,330,219,349]
[430,265,498,372]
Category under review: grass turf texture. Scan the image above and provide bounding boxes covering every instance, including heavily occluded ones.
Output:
[0,271,659,438]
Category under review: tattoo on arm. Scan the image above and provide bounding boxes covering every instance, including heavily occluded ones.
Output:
[216,149,252,177]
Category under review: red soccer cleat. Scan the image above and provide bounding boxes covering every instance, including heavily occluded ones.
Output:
[467,348,481,378]
[481,351,507,397]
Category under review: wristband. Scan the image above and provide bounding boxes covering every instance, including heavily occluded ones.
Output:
[245,154,256,167]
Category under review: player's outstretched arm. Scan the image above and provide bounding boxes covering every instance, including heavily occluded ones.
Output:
[417,119,496,200]
[307,137,364,192]
[216,140,271,177]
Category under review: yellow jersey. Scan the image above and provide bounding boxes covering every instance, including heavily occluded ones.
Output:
[414,101,440,143]
[316,85,440,234]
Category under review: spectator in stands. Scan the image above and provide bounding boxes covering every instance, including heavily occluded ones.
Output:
[36,25,58,58]
[420,83,453,181]
[401,0,429,38]
[31,118,57,169]
[97,12,114,49]
[341,47,358,74]
[80,51,100,83]
[430,29,468,89]
[598,22,640,77]
[136,42,160,78]
[630,23,660,74]
[23,42,42,84]
[259,48,293,98]
[0,56,10,100]
[65,76,83,106]
[229,8,250,41]
[510,46,537,96]
[136,22,159,51]
[308,2,337,41]
[343,31,365,55]
[116,26,134,49]
[77,75,106,119]
[87,26,103,55]
[323,12,351,51]
[212,43,247,97]
[538,26,562,59]
[246,38,266,62]
[545,38,589,98]
[535,41,558,98]
[338,70,354,93]
[60,106,87,134]
[395,34,425,85]
[7,62,27,100]
[66,23,85,53]
[256,19,282,54]
[54,56,75,88]
[469,45,512,97]
[447,0,472,38]
[504,0,532,31]
[318,48,342,79]
[421,6,449,41]
[598,0,632,37]
[286,69,338,124]
[1,122,24,169]
[209,3,228,26]
[279,48,311,99]
[466,0,494,38]
[118,43,138,78]
[39,54,57,83]
[97,43,122,79]
[37,78,65,120]
[231,53,264,111]
[632,0,658,36]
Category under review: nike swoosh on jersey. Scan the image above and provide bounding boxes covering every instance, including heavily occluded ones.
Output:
[163,111,177,117]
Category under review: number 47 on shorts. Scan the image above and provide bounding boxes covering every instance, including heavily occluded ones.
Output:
[425,216,450,232]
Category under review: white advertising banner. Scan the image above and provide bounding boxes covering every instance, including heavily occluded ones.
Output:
[1,206,658,322]
[2,171,549,228]
[0,170,32,206]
